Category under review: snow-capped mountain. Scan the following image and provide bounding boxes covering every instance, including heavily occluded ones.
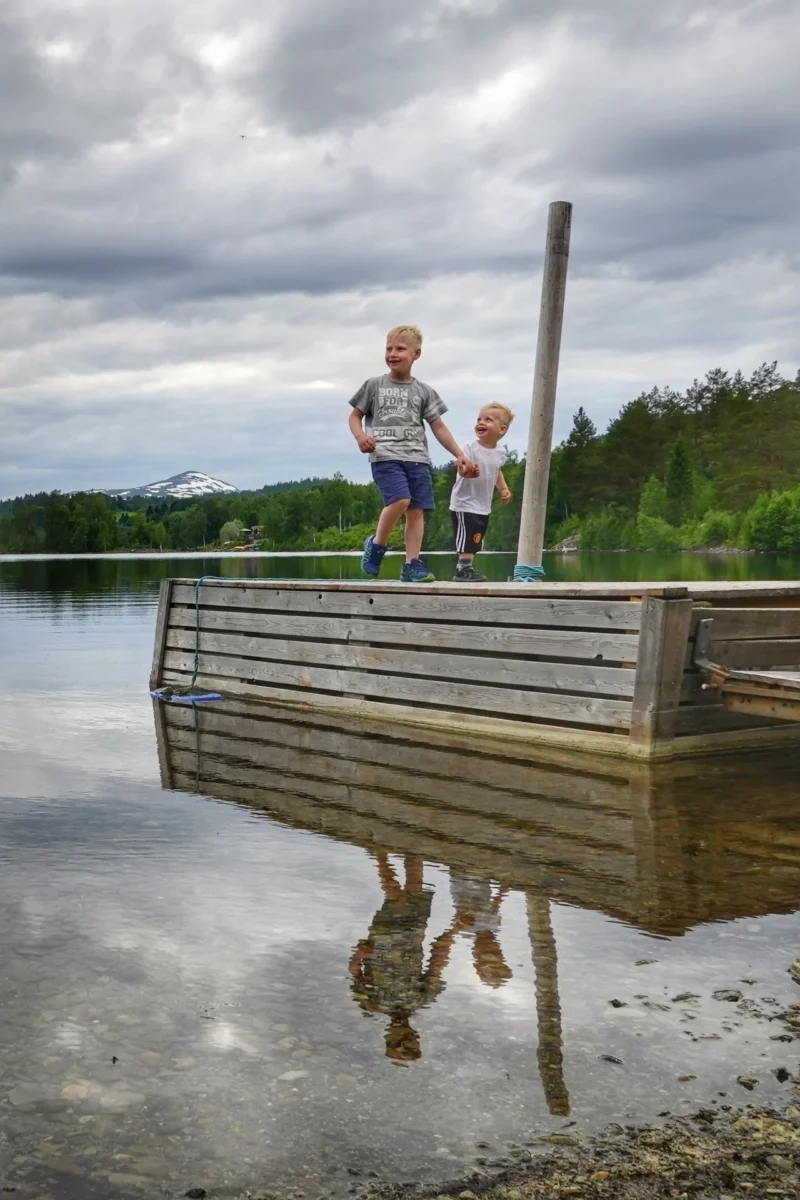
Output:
[104,471,239,500]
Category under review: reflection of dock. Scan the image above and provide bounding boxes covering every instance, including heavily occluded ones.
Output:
[154,699,800,1117]
[154,698,800,937]
[150,578,800,760]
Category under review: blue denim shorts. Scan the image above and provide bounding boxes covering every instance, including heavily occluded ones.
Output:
[371,461,435,511]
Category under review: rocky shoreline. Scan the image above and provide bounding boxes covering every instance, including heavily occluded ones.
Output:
[365,1105,800,1200]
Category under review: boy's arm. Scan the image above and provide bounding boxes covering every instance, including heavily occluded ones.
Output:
[496,469,512,504]
[428,417,479,477]
[349,407,375,453]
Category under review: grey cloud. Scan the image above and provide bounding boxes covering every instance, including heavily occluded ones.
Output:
[0,0,798,495]
[248,0,776,134]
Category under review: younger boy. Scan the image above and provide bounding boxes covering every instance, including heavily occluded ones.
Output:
[348,325,476,583]
[449,403,514,582]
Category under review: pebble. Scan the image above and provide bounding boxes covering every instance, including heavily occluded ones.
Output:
[766,1155,793,1173]
[277,1070,309,1083]
[713,989,743,1002]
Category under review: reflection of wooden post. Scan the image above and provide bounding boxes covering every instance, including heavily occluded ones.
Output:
[526,892,570,1116]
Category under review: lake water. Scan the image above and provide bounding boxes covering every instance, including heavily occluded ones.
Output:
[2,553,800,1200]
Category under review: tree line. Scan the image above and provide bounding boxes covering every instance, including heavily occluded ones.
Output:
[549,362,800,552]
[2,362,799,555]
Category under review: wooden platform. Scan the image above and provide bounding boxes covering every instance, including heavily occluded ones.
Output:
[150,578,800,760]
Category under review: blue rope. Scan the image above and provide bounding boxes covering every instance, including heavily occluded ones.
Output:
[152,574,230,704]
[512,563,546,583]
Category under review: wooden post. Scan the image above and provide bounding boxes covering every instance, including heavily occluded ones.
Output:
[515,201,573,579]
[149,578,174,690]
[629,595,694,756]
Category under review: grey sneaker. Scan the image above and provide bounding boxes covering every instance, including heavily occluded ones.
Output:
[452,564,486,582]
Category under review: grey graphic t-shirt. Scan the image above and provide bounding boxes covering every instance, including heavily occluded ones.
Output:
[349,375,447,463]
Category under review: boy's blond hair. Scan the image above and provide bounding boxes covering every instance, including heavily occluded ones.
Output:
[387,324,423,348]
[481,402,515,430]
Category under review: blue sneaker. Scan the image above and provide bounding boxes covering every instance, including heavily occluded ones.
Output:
[401,558,435,583]
[361,535,387,577]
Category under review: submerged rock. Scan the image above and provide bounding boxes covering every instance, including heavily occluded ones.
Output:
[737,1076,759,1091]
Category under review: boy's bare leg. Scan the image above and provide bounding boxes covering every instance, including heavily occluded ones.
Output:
[404,507,425,562]
[376,852,404,901]
[376,498,410,546]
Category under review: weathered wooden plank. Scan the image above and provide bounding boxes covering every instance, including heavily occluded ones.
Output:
[162,701,636,809]
[158,665,631,754]
[169,577,800,601]
[170,583,643,630]
[164,627,637,698]
[167,748,637,879]
[690,608,800,641]
[722,691,800,722]
[700,639,800,671]
[629,598,694,748]
[169,605,640,663]
[164,722,635,846]
[161,647,633,728]
[149,578,174,690]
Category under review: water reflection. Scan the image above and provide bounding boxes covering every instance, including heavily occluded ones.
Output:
[155,695,800,1132]
[156,696,800,934]
[4,547,800,1199]
[351,855,456,1064]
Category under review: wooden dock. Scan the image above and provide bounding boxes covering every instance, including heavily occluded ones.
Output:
[150,578,800,761]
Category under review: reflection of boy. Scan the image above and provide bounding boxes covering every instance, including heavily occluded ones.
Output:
[450,875,512,988]
[349,854,457,1063]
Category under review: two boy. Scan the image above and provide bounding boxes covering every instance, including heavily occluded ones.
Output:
[348,324,512,583]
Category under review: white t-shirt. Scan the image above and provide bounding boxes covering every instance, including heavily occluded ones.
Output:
[449,440,506,515]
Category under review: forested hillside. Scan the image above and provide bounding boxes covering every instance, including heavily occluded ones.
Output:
[2,363,799,555]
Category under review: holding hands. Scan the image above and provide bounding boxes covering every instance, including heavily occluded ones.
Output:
[457,455,480,478]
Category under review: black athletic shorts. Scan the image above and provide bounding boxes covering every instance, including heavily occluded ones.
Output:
[451,509,490,554]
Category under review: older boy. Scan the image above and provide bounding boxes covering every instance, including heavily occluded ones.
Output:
[449,403,514,582]
[348,325,476,583]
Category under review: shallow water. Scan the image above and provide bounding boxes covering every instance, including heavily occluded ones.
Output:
[1,554,800,1200]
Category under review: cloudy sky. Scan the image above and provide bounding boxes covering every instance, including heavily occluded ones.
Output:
[1,0,798,497]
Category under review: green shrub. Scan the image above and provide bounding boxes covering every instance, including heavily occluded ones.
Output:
[581,507,636,550]
[744,488,800,552]
[636,513,681,552]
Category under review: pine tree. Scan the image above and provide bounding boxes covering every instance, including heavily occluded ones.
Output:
[559,407,599,516]
[665,439,693,527]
